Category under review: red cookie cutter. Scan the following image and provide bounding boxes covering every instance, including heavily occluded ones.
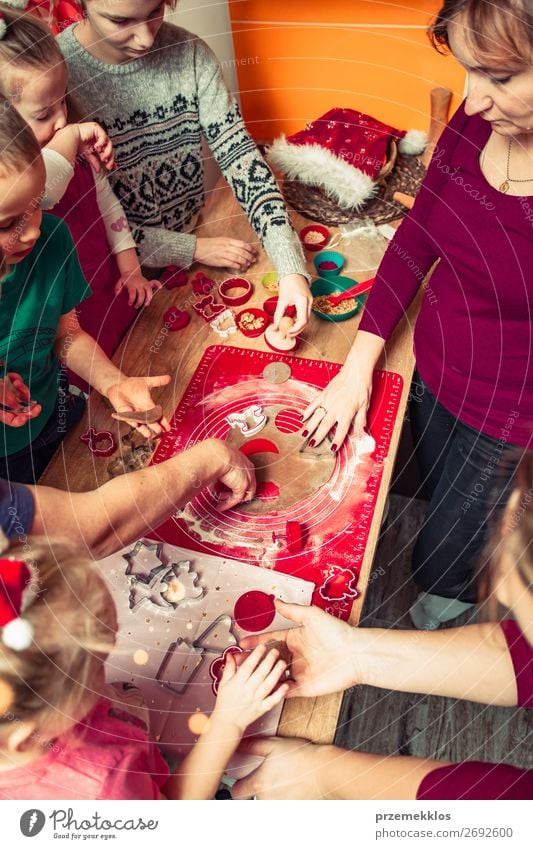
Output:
[191,273,215,296]
[193,295,227,322]
[163,306,190,330]
[80,427,117,457]
[218,276,253,306]
[160,265,188,289]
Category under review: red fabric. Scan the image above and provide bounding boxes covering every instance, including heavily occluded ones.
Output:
[0,698,170,800]
[500,619,533,708]
[417,761,533,800]
[0,560,30,627]
[52,161,137,391]
[286,108,407,181]
[417,621,532,800]
[359,102,533,446]
[28,1,83,35]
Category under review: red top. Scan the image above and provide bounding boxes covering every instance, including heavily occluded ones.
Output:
[52,161,137,391]
[0,699,169,800]
[359,102,533,447]
[417,621,533,800]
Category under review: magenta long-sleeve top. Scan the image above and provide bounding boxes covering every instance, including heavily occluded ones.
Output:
[359,103,532,447]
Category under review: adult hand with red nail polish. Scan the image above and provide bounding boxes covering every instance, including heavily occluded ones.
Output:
[301,331,385,449]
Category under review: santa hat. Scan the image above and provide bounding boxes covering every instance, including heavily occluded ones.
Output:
[268,108,426,211]
[0,558,34,651]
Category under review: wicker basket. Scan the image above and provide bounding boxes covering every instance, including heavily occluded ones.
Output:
[264,140,426,227]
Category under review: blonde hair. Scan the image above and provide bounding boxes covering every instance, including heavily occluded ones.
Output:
[430,0,533,70]
[0,539,117,753]
[0,5,65,100]
[0,100,41,280]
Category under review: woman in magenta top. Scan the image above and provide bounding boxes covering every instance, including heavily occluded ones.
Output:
[302,0,533,629]
[230,451,533,801]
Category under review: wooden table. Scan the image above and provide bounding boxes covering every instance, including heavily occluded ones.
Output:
[40,179,417,745]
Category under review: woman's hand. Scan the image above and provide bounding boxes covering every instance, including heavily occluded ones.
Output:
[0,373,41,427]
[194,237,257,272]
[301,365,373,450]
[240,599,361,698]
[107,374,171,438]
[212,645,289,734]
[232,737,331,799]
[274,273,312,335]
[114,272,162,308]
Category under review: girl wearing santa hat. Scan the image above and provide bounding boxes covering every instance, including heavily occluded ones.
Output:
[303,0,533,630]
[0,539,289,799]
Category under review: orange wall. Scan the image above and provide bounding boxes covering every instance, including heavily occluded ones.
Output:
[228,1,465,140]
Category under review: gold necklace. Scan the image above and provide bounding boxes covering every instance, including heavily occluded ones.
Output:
[500,137,533,193]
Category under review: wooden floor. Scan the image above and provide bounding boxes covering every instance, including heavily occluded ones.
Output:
[335,495,533,772]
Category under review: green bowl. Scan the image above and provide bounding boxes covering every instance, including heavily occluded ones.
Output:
[310,276,362,322]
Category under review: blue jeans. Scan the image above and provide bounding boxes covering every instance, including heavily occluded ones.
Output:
[409,372,519,603]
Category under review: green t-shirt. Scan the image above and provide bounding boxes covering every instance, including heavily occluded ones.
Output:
[0,214,90,456]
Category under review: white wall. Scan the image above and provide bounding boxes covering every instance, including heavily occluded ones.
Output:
[166,1,238,190]
[166,0,239,96]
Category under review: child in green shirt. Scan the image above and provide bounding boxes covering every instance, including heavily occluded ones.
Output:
[0,103,170,483]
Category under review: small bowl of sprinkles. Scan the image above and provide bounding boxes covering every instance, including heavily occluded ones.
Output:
[299,224,330,252]
[313,250,345,279]
[310,277,361,322]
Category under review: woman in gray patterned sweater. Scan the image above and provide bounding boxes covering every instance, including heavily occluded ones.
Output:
[58,0,312,332]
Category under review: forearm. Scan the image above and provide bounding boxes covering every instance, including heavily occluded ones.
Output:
[315,746,441,800]
[133,224,196,269]
[28,439,230,558]
[344,330,386,373]
[54,327,123,396]
[357,624,518,707]
[115,248,141,275]
[45,125,80,164]
[163,716,241,800]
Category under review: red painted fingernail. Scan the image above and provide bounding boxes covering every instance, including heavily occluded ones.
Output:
[302,430,308,438]
[309,439,315,447]
[331,444,338,452]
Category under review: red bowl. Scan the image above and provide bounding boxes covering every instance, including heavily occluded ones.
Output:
[218,276,253,306]
[262,297,297,319]
[236,308,269,338]
[299,224,330,252]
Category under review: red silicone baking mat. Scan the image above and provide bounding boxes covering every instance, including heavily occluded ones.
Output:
[149,346,403,620]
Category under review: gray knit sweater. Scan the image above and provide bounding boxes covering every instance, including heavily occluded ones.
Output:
[58,23,307,276]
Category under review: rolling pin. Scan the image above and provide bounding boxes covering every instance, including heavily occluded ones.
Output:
[420,87,453,169]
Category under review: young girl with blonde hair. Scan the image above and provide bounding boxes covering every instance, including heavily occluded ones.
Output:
[0,539,288,798]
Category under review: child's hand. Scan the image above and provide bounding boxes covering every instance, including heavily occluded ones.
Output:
[194,237,257,272]
[212,645,289,734]
[274,273,312,335]
[107,374,171,438]
[77,122,115,172]
[0,373,41,427]
[114,272,162,308]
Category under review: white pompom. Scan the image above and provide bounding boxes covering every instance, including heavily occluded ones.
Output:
[398,130,427,156]
[2,618,34,651]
